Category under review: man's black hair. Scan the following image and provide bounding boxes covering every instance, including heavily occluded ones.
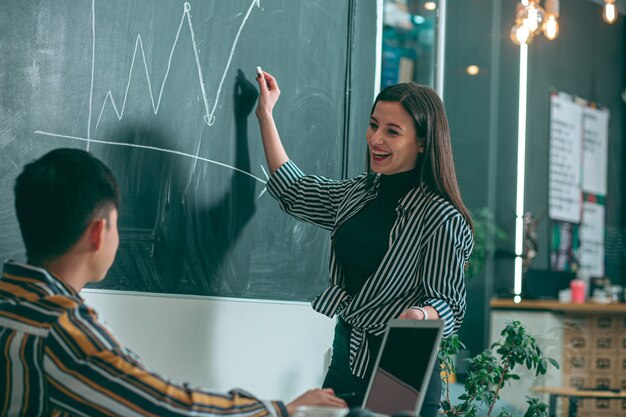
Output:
[14,148,120,264]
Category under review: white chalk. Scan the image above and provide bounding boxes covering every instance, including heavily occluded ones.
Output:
[256,66,263,77]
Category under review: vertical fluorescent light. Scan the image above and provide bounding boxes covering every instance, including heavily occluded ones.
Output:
[514,41,528,301]
[436,0,447,97]
[514,258,523,303]
[374,0,384,98]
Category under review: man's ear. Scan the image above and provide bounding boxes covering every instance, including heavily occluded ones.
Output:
[88,218,106,251]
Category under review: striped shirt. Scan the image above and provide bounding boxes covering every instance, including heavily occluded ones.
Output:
[0,261,286,417]
[267,160,473,378]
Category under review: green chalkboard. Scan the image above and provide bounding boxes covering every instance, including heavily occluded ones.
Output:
[0,0,376,300]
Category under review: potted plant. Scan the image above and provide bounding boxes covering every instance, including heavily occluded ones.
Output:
[438,321,559,417]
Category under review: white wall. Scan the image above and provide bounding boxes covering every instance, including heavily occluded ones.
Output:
[82,290,336,403]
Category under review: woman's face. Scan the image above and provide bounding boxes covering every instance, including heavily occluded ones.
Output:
[366,101,423,175]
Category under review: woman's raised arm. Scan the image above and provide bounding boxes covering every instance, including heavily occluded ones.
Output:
[255,70,289,174]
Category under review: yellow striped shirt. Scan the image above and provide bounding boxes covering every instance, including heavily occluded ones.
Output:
[0,261,287,417]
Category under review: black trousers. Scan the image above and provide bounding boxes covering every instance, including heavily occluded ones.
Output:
[322,317,441,417]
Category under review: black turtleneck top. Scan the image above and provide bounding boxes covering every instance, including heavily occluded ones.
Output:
[333,169,420,297]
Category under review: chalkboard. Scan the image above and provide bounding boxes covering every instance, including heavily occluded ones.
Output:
[0,0,376,300]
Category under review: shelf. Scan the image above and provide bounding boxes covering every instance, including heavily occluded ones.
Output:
[490,298,626,314]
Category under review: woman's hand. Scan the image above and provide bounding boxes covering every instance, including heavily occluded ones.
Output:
[398,308,425,320]
[255,70,281,118]
[286,388,347,416]
[398,306,438,320]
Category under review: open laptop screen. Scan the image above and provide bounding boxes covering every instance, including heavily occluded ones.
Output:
[363,322,442,416]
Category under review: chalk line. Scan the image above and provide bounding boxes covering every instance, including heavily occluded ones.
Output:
[34,130,267,185]
[205,0,261,125]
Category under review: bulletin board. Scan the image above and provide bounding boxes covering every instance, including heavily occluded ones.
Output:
[548,91,609,277]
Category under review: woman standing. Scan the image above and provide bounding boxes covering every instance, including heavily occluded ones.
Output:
[255,71,473,417]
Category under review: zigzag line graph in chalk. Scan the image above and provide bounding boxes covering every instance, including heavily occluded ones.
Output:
[95,0,260,129]
[35,0,270,193]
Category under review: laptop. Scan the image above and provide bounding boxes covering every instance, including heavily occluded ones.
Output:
[361,319,444,417]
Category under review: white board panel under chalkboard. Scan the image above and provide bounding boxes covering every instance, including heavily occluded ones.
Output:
[0,0,377,300]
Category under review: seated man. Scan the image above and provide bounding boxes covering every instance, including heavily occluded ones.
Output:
[0,148,346,417]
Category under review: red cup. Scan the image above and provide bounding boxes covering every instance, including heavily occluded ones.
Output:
[570,279,586,304]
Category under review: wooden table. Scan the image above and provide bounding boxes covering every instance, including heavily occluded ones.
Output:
[532,387,626,417]
[490,298,626,314]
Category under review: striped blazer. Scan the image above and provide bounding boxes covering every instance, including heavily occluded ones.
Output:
[267,160,473,378]
[0,261,286,417]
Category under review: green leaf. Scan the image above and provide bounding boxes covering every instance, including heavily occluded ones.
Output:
[548,358,560,369]
[537,360,545,374]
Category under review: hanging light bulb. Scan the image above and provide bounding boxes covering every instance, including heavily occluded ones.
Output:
[517,0,545,34]
[542,0,559,40]
[543,15,559,39]
[510,23,533,45]
[603,0,618,24]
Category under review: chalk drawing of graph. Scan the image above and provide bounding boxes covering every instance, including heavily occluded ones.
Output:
[35,0,269,189]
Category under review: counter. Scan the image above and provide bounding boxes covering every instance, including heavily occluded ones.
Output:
[490,298,626,314]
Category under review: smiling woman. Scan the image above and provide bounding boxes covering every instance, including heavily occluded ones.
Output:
[254,72,474,417]
[367,101,423,175]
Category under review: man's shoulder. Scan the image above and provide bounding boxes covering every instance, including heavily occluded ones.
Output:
[0,265,85,333]
[0,287,84,328]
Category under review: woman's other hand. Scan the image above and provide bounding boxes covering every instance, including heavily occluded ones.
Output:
[398,308,426,320]
[398,306,438,320]
[255,70,281,118]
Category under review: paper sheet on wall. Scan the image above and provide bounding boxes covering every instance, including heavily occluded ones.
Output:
[579,199,605,277]
[549,93,582,223]
[582,107,609,196]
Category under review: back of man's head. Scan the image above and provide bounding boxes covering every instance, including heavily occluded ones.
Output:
[14,148,120,264]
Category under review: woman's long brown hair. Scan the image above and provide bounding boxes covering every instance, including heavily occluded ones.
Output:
[367,83,473,231]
